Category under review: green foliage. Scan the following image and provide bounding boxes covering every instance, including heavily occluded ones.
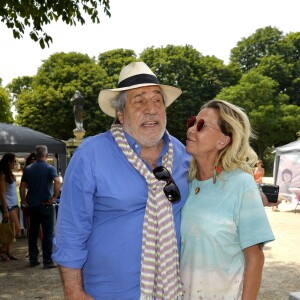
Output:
[0,0,111,48]
[7,76,33,95]
[0,86,13,123]
[230,26,283,71]
[15,52,110,139]
[230,27,300,106]
[6,76,34,109]
[226,26,300,162]
[262,146,276,176]
[98,49,137,80]
[217,70,300,159]
[6,25,300,167]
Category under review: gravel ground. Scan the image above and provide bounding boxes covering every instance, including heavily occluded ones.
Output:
[0,202,299,300]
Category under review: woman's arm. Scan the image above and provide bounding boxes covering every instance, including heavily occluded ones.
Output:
[0,174,9,219]
[242,244,265,300]
[261,167,265,178]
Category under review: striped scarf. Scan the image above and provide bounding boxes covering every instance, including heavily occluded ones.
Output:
[111,124,183,300]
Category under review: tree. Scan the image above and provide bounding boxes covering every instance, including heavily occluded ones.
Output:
[230,26,283,72]
[6,76,34,111]
[217,70,300,159]
[98,49,137,79]
[0,86,13,123]
[97,48,137,96]
[277,32,300,105]
[249,32,300,106]
[6,76,33,96]
[14,52,110,139]
[0,0,111,48]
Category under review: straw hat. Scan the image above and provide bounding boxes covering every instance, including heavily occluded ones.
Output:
[98,61,182,117]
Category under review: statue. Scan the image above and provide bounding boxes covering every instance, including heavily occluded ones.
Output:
[71,90,84,131]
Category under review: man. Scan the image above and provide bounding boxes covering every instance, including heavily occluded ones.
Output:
[20,145,61,269]
[52,62,190,299]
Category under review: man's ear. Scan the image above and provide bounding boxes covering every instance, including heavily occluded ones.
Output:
[216,135,231,150]
[117,111,124,124]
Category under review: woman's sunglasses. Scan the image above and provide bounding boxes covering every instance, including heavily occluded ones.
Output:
[187,116,220,132]
[153,166,181,203]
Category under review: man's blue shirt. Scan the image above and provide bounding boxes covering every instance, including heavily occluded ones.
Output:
[52,130,190,300]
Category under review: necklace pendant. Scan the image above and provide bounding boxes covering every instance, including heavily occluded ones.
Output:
[195,187,200,195]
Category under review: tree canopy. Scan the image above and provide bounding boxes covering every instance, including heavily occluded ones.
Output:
[14,52,110,139]
[230,26,284,72]
[3,26,300,173]
[0,0,111,48]
[0,86,13,123]
[217,69,300,159]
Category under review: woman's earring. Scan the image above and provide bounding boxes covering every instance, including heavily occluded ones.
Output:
[213,165,217,184]
[213,164,221,184]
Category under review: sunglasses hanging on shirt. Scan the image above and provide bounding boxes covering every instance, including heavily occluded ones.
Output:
[153,166,181,203]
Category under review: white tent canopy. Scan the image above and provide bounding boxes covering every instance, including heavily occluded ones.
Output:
[273,140,300,200]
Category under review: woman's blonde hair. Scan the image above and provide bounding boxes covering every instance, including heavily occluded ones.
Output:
[188,99,258,181]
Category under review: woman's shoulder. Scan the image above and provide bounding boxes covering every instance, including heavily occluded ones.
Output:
[224,169,255,183]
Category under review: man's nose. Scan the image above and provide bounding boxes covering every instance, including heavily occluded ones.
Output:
[144,99,158,114]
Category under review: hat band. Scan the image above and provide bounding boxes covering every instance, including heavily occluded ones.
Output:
[118,74,159,88]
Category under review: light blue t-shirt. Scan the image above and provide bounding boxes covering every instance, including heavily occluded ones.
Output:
[180,169,275,300]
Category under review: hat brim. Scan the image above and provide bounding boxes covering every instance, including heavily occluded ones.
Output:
[98,83,182,117]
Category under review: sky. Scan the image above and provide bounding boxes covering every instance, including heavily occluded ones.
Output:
[1,0,300,86]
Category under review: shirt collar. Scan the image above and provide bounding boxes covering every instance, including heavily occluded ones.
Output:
[123,131,170,161]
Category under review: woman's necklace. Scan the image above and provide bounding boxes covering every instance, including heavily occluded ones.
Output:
[194,166,221,195]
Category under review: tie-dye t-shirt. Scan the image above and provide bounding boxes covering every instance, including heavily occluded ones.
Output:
[180,169,274,300]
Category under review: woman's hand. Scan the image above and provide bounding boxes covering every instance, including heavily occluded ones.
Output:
[2,210,9,220]
[260,191,282,207]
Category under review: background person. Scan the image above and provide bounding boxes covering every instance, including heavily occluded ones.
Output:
[0,153,21,261]
[53,61,190,299]
[253,159,265,184]
[20,145,61,268]
[180,100,275,299]
[21,152,44,255]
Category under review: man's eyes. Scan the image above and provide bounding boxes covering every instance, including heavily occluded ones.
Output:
[132,97,163,104]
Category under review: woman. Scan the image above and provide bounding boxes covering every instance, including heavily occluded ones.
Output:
[253,160,265,184]
[180,100,274,299]
[0,153,21,261]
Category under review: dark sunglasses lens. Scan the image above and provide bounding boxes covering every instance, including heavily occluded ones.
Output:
[164,183,181,203]
[187,117,205,132]
[197,119,205,131]
[153,166,171,181]
[187,116,196,129]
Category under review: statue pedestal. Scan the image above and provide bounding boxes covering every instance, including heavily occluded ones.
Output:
[64,129,86,158]
[73,129,86,140]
